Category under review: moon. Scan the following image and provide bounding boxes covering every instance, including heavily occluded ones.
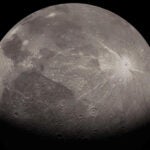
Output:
[0,3,150,140]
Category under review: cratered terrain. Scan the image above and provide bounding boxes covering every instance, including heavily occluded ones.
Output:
[0,3,150,141]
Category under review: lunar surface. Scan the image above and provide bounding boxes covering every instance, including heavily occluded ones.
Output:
[0,3,150,140]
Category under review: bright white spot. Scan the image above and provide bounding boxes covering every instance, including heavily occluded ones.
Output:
[46,12,56,18]
[99,53,143,84]
[119,56,132,72]
[114,56,143,83]
[22,40,29,46]
[115,56,133,80]
[79,52,84,56]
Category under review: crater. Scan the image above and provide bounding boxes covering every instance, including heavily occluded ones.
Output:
[114,56,134,80]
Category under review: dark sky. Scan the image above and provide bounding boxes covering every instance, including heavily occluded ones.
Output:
[0,0,150,150]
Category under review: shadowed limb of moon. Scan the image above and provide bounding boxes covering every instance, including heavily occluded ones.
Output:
[0,3,150,140]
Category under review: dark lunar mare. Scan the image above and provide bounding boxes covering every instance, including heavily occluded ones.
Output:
[1,34,30,64]
[0,69,148,141]
[0,69,92,139]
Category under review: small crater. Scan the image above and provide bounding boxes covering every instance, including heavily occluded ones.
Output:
[14,111,19,117]
[87,104,98,117]
[80,136,89,141]
[78,114,83,119]
[56,133,63,139]
[93,129,98,133]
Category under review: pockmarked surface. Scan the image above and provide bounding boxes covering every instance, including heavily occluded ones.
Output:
[0,3,150,140]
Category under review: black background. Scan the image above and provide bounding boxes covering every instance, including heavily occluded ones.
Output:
[0,0,150,150]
